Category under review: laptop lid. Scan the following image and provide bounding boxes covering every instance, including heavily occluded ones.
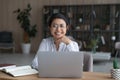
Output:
[38,52,83,78]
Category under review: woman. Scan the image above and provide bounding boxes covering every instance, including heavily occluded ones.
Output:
[32,13,79,69]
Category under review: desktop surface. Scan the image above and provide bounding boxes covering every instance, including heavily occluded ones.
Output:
[0,71,114,80]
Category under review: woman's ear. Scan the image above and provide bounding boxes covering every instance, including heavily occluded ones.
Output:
[66,25,70,35]
[66,25,69,31]
[67,25,70,31]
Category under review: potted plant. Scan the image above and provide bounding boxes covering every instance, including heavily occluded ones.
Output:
[87,35,100,53]
[111,51,120,80]
[13,4,37,54]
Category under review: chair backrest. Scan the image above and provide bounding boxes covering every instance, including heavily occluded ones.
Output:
[83,53,93,72]
[0,31,13,43]
[115,42,120,50]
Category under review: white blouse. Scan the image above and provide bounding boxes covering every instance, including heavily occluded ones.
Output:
[32,37,79,69]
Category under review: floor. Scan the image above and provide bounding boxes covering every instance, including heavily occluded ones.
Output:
[0,53,119,73]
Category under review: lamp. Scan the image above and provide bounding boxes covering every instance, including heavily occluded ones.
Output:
[111,36,116,41]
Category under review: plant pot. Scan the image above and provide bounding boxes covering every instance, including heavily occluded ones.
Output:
[111,69,120,80]
[91,47,96,54]
[21,43,31,54]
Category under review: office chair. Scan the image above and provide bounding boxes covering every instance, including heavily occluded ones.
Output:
[83,53,93,72]
[0,31,15,53]
[115,42,120,57]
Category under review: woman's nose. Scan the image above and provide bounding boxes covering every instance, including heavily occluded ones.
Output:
[56,26,61,31]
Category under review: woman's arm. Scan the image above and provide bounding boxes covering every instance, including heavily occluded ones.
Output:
[66,41,79,51]
[59,41,79,52]
[31,39,47,69]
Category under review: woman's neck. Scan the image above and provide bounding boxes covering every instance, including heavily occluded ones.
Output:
[54,41,60,51]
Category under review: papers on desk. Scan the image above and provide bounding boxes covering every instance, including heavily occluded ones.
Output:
[0,64,16,70]
[1,65,38,77]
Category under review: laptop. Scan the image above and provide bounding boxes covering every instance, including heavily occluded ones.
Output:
[38,51,83,78]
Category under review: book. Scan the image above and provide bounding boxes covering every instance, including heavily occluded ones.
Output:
[2,65,38,77]
[101,36,105,45]
[0,64,16,70]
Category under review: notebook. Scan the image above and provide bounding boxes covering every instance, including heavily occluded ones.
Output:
[38,51,83,78]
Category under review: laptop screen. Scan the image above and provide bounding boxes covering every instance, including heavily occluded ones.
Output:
[38,51,83,78]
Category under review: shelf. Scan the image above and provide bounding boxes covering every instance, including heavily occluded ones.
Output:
[72,30,120,32]
[43,4,120,54]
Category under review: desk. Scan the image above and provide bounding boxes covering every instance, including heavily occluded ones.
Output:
[0,71,114,80]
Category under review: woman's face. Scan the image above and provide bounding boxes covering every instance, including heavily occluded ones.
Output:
[49,18,68,40]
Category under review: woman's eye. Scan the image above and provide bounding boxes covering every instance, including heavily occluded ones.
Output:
[52,24,58,28]
[52,24,66,28]
[60,24,65,28]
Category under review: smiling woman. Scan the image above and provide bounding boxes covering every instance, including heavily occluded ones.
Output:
[31,13,79,69]
[35,13,79,52]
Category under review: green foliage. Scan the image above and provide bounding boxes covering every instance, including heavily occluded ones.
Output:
[87,35,100,49]
[13,4,37,38]
[87,39,98,48]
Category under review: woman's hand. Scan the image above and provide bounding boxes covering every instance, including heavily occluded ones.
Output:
[54,36,71,45]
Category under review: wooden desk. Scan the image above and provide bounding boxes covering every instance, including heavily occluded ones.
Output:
[0,71,114,80]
